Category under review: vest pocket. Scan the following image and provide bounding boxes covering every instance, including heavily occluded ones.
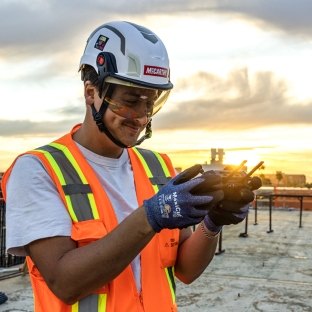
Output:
[71,219,108,247]
[158,229,179,268]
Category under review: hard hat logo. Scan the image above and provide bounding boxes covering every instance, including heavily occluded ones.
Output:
[144,65,168,78]
[94,35,109,51]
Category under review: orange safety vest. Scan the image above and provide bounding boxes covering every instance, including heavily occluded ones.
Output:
[2,125,180,312]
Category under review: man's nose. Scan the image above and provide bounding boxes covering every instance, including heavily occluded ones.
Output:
[133,114,150,126]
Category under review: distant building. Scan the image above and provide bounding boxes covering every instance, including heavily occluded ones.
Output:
[261,173,306,187]
[201,148,248,173]
[174,149,307,189]
[255,187,312,210]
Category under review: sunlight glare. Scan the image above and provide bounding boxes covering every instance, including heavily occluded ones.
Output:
[224,150,262,171]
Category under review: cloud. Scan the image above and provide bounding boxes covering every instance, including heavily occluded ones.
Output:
[153,69,312,130]
[52,104,85,117]
[0,118,81,137]
[1,0,311,83]
[0,101,83,137]
[1,1,192,79]
[1,68,311,137]
[214,0,312,37]
[1,0,311,58]
[0,0,169,55]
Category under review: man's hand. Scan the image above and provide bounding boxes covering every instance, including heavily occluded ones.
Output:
[200,170,261,232]
[143,165,223,232]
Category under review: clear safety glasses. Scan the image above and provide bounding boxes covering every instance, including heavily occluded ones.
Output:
[104,85,171,120]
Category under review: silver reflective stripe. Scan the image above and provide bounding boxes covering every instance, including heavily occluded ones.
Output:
[78,294,99,311]
[37,145,94,221]
[136,148,171,189]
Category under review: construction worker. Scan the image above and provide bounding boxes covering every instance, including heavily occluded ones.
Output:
[1,21,255,311]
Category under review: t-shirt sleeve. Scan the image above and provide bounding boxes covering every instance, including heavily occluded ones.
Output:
[5,154,72,256]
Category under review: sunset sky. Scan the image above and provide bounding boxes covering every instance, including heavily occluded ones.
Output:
[1,1,312,181]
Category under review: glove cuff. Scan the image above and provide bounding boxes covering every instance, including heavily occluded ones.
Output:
[203,215,223,234]
[143,201,161,233]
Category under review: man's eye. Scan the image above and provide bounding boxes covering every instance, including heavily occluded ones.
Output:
[123,100,137,107]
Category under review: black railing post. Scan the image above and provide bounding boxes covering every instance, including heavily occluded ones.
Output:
[299,196,303,228]
[0,198,6,267]
[239,211,249,237]
[215,229,225,255]
[254,196,258,225]
[267,195,274,233]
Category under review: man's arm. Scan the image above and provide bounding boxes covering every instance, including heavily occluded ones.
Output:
[174,225,219,284]
[20,163,219,304]
[25,206,155,305]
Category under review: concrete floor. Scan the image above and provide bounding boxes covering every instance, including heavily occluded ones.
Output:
[1,208,312,312]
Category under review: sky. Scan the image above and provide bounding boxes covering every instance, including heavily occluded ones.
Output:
[0,0,312,182]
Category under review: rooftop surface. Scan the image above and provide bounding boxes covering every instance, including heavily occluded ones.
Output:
[1,208,312,311]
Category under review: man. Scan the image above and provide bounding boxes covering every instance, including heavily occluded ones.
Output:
[1,21,254,311]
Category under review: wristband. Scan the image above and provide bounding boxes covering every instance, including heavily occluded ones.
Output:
[203,215,223,234]
[200,221,221,239]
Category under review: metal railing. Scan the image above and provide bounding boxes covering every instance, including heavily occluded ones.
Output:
[215,194,312,255]
[0,196,25,267]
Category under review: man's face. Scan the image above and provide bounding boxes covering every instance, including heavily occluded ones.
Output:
[103,84,158,146]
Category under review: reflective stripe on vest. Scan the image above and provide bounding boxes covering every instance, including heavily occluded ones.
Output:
[34,143,105,312]
[35,142,99,222]
[132,147,171,192]
[71,294,107,312]
[133,148,176,304]
[35,144,176,309]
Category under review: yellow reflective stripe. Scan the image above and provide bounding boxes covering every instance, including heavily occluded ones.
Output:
[49,142,99,220]
[50,142,88,183]
[132,148,159,193]
[132,147,153,177]
[71,302,78,312]
[152,151,171,178]
[165,267,176,304]
[87,193,98,219]
[98,294,107,311]
[36,149,78,222]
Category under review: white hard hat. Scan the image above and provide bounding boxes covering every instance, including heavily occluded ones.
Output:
[79,21,173,91]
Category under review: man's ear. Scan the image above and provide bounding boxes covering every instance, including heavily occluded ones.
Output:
[84,81,96,106]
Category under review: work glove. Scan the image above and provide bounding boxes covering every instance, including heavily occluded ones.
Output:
[143,165,223,232]
[201,171,261,232]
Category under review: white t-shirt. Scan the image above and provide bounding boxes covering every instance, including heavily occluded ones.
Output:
[5,143,142,290]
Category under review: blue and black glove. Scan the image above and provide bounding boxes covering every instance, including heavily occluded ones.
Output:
[143,165,223,232]
[201,171,260,232]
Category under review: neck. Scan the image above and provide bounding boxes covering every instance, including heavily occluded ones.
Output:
[73,121,124,159]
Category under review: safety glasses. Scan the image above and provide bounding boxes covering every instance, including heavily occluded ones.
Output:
[104,87,171,120]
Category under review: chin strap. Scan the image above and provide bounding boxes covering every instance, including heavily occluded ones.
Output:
[91,83,128,148]
[91,102,128,148]
[135,120,152,145]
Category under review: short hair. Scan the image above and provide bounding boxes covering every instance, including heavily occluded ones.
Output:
[80,65,101,90]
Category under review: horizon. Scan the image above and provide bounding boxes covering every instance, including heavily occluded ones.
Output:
[1,1,312,182]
